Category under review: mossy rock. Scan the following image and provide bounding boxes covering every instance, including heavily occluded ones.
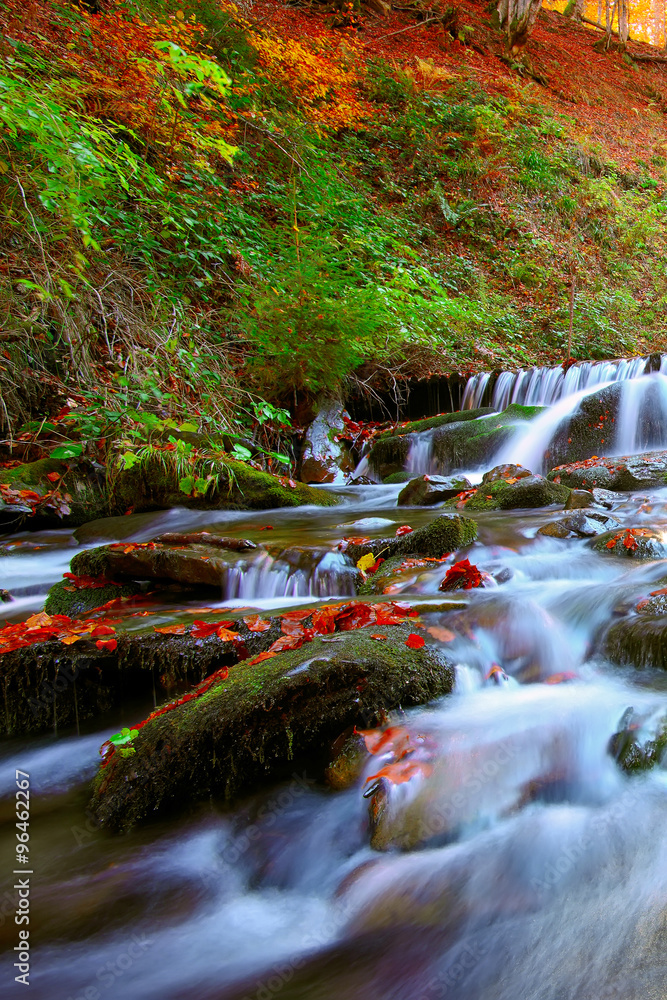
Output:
[447,475,570,511]
[430,404,545,473]
[111,454,338,513]
[346,514,477,564]
[0,458,109,527]
[0,617,285,736]
[608,708,667,773]
[604,614,667,671]
[368,404,543,480]
[367,437,412,480]
[591,528,667,559]
[377,407,496,438]
[88,624,455,833]
[383,471,413,484]
[544,383,622,469]
[70,543,263,589]
[548,450,667,492]
[44,578,141,618]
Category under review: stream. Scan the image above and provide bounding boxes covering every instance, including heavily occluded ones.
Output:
[2,370,667,1000]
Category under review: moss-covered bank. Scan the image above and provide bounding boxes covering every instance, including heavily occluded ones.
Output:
[448,474,570,511]
[346,514,477,564]
[88,625,455,833]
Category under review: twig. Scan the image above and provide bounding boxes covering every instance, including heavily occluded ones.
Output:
[365,16,440,45]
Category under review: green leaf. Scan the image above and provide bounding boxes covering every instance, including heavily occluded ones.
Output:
[179,475,195,495]
[50,443,83,459]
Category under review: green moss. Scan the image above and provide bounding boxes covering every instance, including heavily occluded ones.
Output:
[378,406,496,438]
[367,436,411,479]
[44,578,139,618]
[88,625,456,832]
[347,513,477,565]
[605,614,667,670]
[0,458,66,487]
[431,405,546,473]
[592,529,667,558]
[450,476,570,511]
[383,471,413,484]
[111,454,338,513]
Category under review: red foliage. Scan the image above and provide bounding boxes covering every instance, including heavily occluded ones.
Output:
[439,559,483,591]
[63,573,121,591]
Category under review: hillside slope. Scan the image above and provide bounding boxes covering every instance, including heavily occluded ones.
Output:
[2,0,667,454]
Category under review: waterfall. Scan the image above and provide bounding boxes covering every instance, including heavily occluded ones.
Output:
[463,356,655,411]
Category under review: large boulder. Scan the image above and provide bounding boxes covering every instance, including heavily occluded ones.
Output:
[549,450,667,492]
[345,514,477,564]
[446,473,570,511]
[366,405,543,479]
[88,626,456,832]
[112,454,339,512]
[299,399,355,484]
[397,474,471,506]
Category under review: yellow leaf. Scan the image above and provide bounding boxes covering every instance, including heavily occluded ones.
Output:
[26,612,53,628]
[356,553,377,574]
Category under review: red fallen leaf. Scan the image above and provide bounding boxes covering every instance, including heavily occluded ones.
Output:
[268,634,303,654]
[405,633,425,649]
[636,598,650,611]
[311,602,346,635]
[258,525,274,530]
[395,525,413,537]
[366,760,433,785]
[281,610,312,621]
[46,471,61,482]
[90,625,117,637]
[154,624,187,635]
[246,650,277,665]
[243,614,271,632]
[336,603,375,631]
[439,559,483,591]
[96,638,117,651]
[649,587,667,597]
[426,626,456,642]
[544,672,578,684]
[370,634,387,641]
[357,725,413,757]
[191,619,234,639]
[63,572,121,590]
[623,534,638,551]
[605,538,618,549]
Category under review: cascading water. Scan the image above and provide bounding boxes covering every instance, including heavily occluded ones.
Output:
[4,378,667,1000]
[463,355,653,410]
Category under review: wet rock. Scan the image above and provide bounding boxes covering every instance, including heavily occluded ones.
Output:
[448,474,570,511]
[591,527,667,559]
[605,613,667,670]
[112,455,339,513]
[346,514,477,564]
[545,383,622,468]
[549,450,667,492]
[376,406,496,438]
[348,474,375,485]
[608,707,667,773]
[325,731,369,791]
[153,532,257,550]
[299,400,355,484]
[367,405,543,479]
[481,463,532,485]
[538,510,621,539]
[0,620,283,736]
[88,626,456,832]
[563,489,595,510]
[0,589,13,602]
[397,475,472,506]
[0,458,107,528]
[71,542,266,589]
[44,578,142,618]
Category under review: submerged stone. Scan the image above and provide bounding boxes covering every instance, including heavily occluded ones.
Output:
[88,626,456,832]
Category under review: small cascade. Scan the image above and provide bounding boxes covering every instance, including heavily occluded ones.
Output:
[405,430,436,475]
[221,547,356,600]
[463,356,654,410]
[614,372,667,455]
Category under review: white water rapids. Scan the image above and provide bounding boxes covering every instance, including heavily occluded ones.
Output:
[2,371,667,999]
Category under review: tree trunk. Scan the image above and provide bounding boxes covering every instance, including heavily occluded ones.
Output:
[497,0,543,53]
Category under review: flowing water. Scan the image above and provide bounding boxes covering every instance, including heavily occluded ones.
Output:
[2,384,667,999]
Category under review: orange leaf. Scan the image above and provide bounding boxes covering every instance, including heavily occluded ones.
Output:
[370,634,387,641]
[154,624,187,634]
[244,615,272,632]
[426,626,456,642]
[46,471,61,482]
[60,634,81,645]
[216,627,240,642]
